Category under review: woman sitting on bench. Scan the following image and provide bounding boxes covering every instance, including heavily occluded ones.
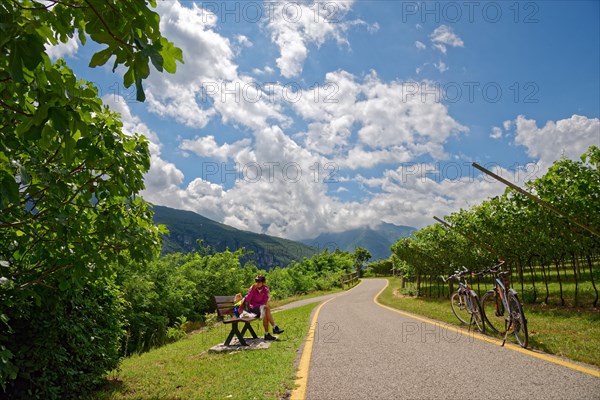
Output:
[243,275,284,341]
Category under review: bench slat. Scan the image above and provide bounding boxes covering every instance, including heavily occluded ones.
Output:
[214,295,235,303]
[223,317,257,324]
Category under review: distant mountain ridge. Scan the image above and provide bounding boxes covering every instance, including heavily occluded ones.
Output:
[151,205,317,269]
[302,223,416,260]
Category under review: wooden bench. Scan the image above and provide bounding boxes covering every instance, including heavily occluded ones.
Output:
[213,295,258,346]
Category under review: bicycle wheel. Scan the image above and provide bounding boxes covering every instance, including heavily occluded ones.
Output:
[481,290,505,333]
[450,291,470,325]
[470,294,485,333]
[507,292,528,348]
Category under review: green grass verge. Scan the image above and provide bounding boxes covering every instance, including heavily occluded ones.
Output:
[269,288,344,308]
[378,277,600,367]
[95,303,318,399]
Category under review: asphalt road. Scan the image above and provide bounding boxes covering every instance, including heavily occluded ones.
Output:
[304,279,600,400]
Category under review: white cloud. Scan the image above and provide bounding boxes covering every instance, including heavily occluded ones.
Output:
[430,25,464,54]
[292,70,467,164]
[434,61,448,72]
[180,136,252,161]
[102,95,160,152]
[415,40,426,50]
[252,66,275,76]
[503,120,512,131]
[45,36,80,60]
[102,95,191,212]
[490,126,503,139]
[143,1,237,127]
[514,114,600,167]
[236,34,252,47]
[141,2,289,132]
[266,1,366,78]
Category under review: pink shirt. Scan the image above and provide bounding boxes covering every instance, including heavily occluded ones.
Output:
[246,285,269,308]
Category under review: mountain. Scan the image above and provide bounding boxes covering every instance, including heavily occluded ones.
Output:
[151,205,317,269]
[301,223,416,261]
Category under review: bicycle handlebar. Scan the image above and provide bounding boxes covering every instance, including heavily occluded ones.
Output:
[475,260,506,277]
[441,266,470,283]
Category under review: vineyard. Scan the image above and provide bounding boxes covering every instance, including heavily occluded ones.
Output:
[390,146,600,309]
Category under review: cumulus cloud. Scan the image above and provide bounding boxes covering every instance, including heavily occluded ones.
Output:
[143,1,236,127]
[266,1,368,78]
[415,40,426,50]
[180,135,252,161]
[102,95,190,211]
[514,115,600,167]
[430,25,464,54]
[292,70,468,163]
[236,34,252,47]
[45,36,80,59]
[142,1,289,132]
[490,126,503,139]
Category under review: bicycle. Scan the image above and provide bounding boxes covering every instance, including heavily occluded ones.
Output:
[477,261,528,348]
[441,267,485,333]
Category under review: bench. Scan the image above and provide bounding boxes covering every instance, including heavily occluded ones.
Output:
[213,295,258,346]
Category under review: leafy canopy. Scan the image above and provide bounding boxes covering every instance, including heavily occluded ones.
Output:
[0,0,182,393]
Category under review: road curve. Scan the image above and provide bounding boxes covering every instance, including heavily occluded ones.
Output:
[302,278,599,400]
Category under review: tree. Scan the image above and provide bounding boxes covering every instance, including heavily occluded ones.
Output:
[353,247,372,277]
[0,0,182,396]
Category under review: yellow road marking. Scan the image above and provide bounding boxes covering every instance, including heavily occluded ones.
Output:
[373,279,600,379]
[290,281,363,400]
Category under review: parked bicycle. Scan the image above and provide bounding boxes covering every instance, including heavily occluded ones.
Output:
[477,261,528,348]
[441,267,485,333]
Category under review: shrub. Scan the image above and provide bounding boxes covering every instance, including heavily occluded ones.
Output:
[3,276,123,399]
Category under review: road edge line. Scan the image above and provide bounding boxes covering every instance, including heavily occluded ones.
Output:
[290,280,364,400]
[373,278,600,379]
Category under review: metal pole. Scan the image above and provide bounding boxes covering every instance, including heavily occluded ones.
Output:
[433,216,500,257]
[472,162,599,238]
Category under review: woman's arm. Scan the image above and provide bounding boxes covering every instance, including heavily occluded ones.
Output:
[245,287,255,306]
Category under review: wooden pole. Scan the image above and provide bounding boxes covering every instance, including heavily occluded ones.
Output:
[472,162,600,238]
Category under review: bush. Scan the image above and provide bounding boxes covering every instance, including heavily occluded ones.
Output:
[3,276,123,399]
[116,249,259,355]
[523,286,538,304]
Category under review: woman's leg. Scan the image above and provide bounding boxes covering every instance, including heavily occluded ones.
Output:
[264,305,275,328]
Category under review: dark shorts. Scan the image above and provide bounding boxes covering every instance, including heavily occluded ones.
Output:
[248,306,262,318]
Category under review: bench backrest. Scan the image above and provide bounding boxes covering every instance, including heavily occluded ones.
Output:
[213,295,236,319]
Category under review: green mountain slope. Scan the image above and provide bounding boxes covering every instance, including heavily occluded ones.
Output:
[151,205,317,269]
[302,223,416,260]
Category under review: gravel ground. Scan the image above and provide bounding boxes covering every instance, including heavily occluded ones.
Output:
[304,278,600,400]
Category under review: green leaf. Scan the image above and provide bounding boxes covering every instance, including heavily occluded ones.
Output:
[135,77,145,102]
[8,42,24,82]
[89,47,113,68]
[59,279,70,291]
[159,38,183,74]
[123,67,134,88]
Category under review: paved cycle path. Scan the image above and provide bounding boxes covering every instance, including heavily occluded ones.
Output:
[302,279,599,400]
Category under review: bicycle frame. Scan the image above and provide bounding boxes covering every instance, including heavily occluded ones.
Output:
[456,281,473,308]
[490,274,513,320]
[480,263,527,347]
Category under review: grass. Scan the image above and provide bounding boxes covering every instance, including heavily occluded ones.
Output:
[269,287,344,308]
[378,277,600,367]
[95,303,318,400]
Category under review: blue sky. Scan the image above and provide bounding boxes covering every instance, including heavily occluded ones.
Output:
[48,0,600,240]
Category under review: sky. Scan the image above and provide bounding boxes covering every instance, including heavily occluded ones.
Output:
[47,0,600,240]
